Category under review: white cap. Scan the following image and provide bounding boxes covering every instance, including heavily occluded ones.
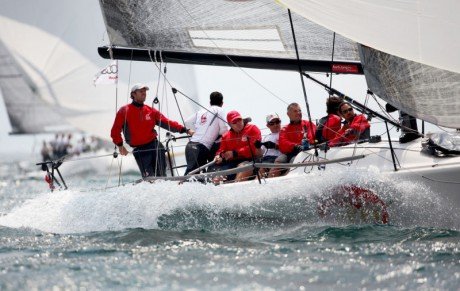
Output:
[266,113,280,123]
[130,83,149,93]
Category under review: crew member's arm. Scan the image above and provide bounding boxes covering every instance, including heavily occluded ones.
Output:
[348,115,370,135]
[215,134,230,164]
[234,125,262,159]
[184,112,197,132]
[110,107,129,155]
[328,124,350,147]
[155,110,193,136]
[305,121,317,144]
[278,128,297,154]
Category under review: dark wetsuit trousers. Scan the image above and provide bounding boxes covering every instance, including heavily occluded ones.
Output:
[184,141,210,175]
[132,140,166,177]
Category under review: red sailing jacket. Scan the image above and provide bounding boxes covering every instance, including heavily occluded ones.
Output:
[279,120,316,154]
[111,102,185,147]
[329,114,370,147]
[216,124,262,161]
[322,114,342,141]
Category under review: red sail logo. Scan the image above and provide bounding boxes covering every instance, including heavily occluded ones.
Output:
[332,64,359,74]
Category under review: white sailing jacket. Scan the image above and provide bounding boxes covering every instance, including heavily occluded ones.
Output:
[185,106,228,149]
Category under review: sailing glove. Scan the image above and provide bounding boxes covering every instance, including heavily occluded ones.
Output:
[293,145,304,154]
[262,141,277,149]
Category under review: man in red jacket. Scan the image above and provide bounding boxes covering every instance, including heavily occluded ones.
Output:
[329,102,370,147]
[111,83,193,177]
[212,110,262,182]
[271,103,316,177]
[316,96,342,143]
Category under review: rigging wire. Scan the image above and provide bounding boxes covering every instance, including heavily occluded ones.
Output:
[329,32,336,89]
[350,91,371,162]
[287,8,318,156]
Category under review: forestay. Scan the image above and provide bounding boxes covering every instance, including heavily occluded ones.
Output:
[98,0,361,73]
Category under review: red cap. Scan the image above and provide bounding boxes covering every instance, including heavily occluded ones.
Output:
[227,110,242,124]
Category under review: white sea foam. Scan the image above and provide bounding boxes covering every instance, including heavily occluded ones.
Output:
[0,169,457,233]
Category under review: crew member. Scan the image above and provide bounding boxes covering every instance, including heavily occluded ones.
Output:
[212,110,262,182]
[273,103,316,177]
[329,102,370,147]
[184,91,228,175]
[316,96,342,144]
[257,113,282,177]
[111,83,194,177]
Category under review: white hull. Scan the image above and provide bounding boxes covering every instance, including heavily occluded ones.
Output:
[289,139,460,208]
[213,138,460,228]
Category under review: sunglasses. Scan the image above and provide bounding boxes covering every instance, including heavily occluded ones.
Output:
[341,108,353,114]
[268,120,281,125]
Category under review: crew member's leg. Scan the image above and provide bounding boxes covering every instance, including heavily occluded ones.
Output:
[151,140,167,177]
[235,161,257,182]
[184,142,210,175]
[259,155,277,178]
[269,154,288,177]
[133,142,154,177]
[399,111,420,143]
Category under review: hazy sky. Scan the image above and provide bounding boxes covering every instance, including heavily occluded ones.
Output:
[0,0,443,163]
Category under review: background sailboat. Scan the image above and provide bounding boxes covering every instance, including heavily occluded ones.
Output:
[0,0,201,179]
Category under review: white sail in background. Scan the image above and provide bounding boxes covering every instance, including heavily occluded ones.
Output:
[0,0,199,140]
[0,38,75,133]
[276,0,460,74]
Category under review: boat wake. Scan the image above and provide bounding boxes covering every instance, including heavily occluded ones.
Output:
[0,168,458,234]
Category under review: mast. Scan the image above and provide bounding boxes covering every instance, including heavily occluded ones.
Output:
[287,9,317,154]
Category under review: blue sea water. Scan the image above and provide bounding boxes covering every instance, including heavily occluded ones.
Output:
[0,163,459,290]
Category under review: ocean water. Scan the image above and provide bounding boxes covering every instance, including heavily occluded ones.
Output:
[0,163,459,290]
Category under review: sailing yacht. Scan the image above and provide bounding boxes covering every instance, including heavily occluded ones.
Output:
[93,0,460,225]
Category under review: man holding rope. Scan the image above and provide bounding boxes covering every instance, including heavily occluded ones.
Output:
[211,110,262,182]
[111,83,194,177]
[184,91,228,175]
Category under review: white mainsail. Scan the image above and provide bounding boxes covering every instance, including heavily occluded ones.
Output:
[276,0,460,74]
[98,0,361,69]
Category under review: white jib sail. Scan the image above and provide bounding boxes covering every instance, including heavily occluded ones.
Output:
[276,0,460,74]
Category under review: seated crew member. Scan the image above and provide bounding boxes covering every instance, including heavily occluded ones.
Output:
[184,91,228,175]
[316,96,342,144]
[329,102,370,147]
[212,110,262,182]
[111,83,194,177]
[272,103,317,177]
[256,113,282,178]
